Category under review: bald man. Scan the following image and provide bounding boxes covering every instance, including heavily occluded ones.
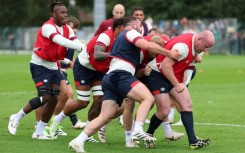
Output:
[145,30,215,149]
[94,4,125,36]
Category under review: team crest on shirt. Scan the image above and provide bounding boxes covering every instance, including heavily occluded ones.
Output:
[43,79,48,83]
[108,27,111,30]
[185,60,189,64]
[81,80,85,84]
[160,87,165,91]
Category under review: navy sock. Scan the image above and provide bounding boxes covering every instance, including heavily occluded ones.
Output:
[146,114,162,135]
[181,111,196,144]
[69,114,78,126]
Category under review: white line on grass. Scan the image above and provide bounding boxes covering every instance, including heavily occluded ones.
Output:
[2,92,245,128]
[195,122,245,127]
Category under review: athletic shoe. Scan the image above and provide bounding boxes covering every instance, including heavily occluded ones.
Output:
[57,126,67,136]
[69,139,86,153]
[72,120,86,129]
[8,114,19,135]
[125,139,139,148]
[98,126,106,143]
[86,136,98,143]
[49,121,59,139]
[32,132,53,140]
[43,128,51,137]
[165,131,184,142]
[144,133,156,149]
[131,130,157,141]
[144,140,155,149]
[144,119,150,124]
[189,138,211,150]
[172,119,183,126]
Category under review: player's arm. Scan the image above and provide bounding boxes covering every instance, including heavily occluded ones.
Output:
[161,43,189,92]
[94,33,110,61]
[183,63,196,85]
[135,37,181,60]
[59,58,74,68]
[161,57,185,93]
[42,24,85,51]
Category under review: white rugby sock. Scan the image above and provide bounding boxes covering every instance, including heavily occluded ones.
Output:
[54,111,66,124]
[76,132,89,143]
[133,121,144,132]
[35,120,47,135]
[161,122,172,137]
[125,130,132,142]
[15,109,26,121]
[168,108,175,121]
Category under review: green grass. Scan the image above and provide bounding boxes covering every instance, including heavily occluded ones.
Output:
[0,54,245,153]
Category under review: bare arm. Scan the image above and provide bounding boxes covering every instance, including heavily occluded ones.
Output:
[135,39,181,60]
[161,57,185,93]
[94,45,109,61]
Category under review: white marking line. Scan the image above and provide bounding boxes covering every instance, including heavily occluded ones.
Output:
[0,91,35,96]
[195,122,245,127]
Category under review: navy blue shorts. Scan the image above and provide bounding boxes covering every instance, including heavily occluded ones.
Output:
[147,70,173,95]
[102,70,140,106]
[73,58,104,86]
[138,75,148,85]
[30,63,64,88]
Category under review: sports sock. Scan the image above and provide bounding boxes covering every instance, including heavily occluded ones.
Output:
[125,130,132,142]
[133,121,144,132]
[161,121,172,137]
[15,109,26,121]
[35,120,47,135]
[168,108,175,122]
[69,114,78,126]
[76,132,89,143]
[146,114,162,135]
[181,111,196,143]
[54,111,66,124]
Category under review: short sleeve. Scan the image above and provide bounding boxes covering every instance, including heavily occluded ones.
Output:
[171,43,189,61]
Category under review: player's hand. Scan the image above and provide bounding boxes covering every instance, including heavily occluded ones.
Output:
[174,83,185,93]
[169,49,181,60]
[144,64,152,76]
[194,54,202,63]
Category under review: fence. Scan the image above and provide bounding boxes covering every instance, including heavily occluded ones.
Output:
[155,18,244,54]
[1,18,245,54]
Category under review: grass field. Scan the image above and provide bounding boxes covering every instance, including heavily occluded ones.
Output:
[0,54,245,153]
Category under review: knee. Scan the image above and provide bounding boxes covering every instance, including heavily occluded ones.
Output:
[181,102,192,111]
[77,99,89,108]
[144,94,155,105]
[156,107,170,120]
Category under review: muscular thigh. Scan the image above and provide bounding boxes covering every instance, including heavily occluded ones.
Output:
[169,85,192,110]
[154,94,171,113]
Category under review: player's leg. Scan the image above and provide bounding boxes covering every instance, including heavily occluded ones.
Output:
[33,82,60,140]
[69,100,119,152]
[8,64,51,135]
[170,85,210,149]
